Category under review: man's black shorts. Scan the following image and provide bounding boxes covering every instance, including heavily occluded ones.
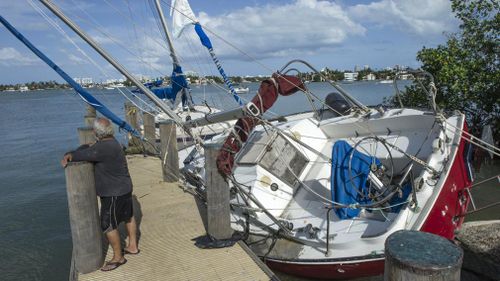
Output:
[100,192,133,233]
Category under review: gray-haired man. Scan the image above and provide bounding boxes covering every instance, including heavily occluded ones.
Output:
[61,117,139,271]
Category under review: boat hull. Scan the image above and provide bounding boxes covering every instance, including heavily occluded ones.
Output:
[266,258,385,280]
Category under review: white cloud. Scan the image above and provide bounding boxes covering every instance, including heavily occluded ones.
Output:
[0,1,51,31]
[68,54,88,64]
[348,0,458,35]
[0,47,39,66]
[175,0,365,60]
[90,34,117,45]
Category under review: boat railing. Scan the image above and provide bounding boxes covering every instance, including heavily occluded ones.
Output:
[392,70,438,113]
[279,59,370,117]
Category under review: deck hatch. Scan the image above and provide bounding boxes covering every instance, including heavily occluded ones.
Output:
[237,131,309,186]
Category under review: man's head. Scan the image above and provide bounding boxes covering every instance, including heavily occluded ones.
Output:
[93,117,114,140]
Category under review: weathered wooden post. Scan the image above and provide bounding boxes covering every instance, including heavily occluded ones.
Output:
[86,104,96,117]
[204,143,233,240]
[124,101,140,148]
[78,127,94,145]
[142,111,156,155]
[65,162,103,273]
[84,104,96,127]
[159,120,179,182]
[384,230,463,281]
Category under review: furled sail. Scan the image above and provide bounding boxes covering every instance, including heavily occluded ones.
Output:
[0,15,141,138]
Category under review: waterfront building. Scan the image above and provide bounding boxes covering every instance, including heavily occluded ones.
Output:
[344,72,359,81]
[363,73,376,80]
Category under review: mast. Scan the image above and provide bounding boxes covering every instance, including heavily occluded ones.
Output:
[153,0,179,66]
[153,0,192,109]
[38,0,199,142]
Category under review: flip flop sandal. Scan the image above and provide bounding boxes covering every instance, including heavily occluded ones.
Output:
[124,249,140,255]
[100,258,127,271]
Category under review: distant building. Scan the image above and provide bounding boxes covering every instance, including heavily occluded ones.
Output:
[399,73,412,80]
[363,65,370,70]
[363,73,376,80]
[105,78,125,85]
[354,65,360,72]
[344,72,359,81]
[74,77,93,86]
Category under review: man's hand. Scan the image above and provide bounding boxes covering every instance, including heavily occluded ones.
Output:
[61,153,72,168]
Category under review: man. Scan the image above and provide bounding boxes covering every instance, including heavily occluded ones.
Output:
[61,117,139,272]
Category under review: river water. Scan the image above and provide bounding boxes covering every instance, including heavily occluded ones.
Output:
[0,81,497,281]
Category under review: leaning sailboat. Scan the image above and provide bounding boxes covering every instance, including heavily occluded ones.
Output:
[181,60,477,279]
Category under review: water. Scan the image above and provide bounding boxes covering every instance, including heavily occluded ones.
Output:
[0,81,497,281]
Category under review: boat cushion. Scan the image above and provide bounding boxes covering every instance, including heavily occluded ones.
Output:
[331,140,380,219]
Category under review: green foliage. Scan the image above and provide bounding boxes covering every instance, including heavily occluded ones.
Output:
[390,0,499,138]
[0,80,64,91]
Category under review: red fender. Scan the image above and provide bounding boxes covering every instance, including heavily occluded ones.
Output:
[216,73,305,176]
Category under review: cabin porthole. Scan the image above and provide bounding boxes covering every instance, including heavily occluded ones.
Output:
[270,183,279,191]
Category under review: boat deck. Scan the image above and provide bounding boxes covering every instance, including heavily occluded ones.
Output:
[76,155,273,281]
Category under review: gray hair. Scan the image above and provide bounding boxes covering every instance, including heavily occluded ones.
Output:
[93,118,114,139]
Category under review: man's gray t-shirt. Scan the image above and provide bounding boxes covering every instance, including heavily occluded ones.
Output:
[71,138,132,197]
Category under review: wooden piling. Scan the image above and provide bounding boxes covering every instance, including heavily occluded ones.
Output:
[384,230,463,281]
[78,127,95,145]
[142,111,156,155]
[204,143,233,240]
[86,104,96,117]
[65,162,103,274]
[125,101,140,148]
[159,120,179,182]
[84,116,95,127]
[84,105,96,127]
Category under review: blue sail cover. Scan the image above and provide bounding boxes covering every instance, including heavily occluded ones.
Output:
[143,79,163,88]
[194,23,242,105]
[331,140,380,219]
[194,23,212,49]
[0,15,141,138]
[137,65,191,106]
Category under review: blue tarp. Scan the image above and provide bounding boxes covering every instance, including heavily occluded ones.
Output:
[331,140,379,219]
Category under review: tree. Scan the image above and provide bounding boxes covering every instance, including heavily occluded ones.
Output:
[388,0,499,139]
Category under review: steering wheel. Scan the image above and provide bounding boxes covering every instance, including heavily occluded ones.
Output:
[347,136,397,206]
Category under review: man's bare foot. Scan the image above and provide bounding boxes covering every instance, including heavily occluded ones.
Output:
[101,258,127,271]
[123,247,140,255]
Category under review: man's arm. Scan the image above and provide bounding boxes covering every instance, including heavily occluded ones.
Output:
[61,143,103,167]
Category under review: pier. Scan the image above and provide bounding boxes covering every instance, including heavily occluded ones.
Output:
[72,155,275,281]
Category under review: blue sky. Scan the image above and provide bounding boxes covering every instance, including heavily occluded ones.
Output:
[0,0,459,84]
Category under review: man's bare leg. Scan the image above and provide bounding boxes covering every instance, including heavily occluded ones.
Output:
[106,229,124,262]
[100,229,125,270]
[124,217,139,253]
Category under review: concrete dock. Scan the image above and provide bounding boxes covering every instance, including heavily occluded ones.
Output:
[77,155,275,281]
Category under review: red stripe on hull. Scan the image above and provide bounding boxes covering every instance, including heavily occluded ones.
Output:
[266,259,385,280]
[421,124,471,239]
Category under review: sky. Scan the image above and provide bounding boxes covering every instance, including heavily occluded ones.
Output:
[0,0,459,84]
